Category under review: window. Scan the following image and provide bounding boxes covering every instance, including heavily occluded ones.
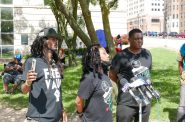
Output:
[21,34,28,45]
[0,0,12,4]
[0,7,14,45]
[44,0,50,5]
[1,34,13,45]
[2,46,14,58]
[151,19,160,22]
[158,9,160,11]
[1,21,13,32]
[1,8,13,20]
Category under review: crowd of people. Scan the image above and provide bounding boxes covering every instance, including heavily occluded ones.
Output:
[1,27,184,122]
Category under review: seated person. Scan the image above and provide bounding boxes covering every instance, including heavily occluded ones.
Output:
[3,56,23,93]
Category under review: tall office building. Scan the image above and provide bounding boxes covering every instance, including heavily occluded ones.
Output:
[165,0,180,33]
[179,0,185,33]
[127,0,164,33]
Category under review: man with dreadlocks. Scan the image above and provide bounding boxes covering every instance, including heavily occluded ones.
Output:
[21,28,67,122]
[75,44,113,122]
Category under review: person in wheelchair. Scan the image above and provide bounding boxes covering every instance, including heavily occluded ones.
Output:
[2,55,23,93]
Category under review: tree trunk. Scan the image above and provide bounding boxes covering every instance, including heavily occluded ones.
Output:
[49,1,77,66]
[54,0,92,46]
[99,0,116,58]
[78,0,99,44]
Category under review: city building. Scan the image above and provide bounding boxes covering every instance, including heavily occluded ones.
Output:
[165,0,185,33]
[127,0,164,33]
[179,0,185,33]
[0,0,127,58]
[0,0,56,58]
[165,0,180,33]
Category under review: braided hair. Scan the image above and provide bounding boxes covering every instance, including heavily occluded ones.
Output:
[82,44,103,78]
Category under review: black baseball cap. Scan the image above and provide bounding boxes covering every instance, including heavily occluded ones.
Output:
[38,28,59,39]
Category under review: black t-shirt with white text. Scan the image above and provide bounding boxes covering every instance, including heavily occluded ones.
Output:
[78,72,113,122]
[111,48,152,106]
[22,58,62,122]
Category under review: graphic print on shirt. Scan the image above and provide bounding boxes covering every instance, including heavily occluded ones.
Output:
[44,68,61,102]
[101,80,112,111]
[131,60,150,78]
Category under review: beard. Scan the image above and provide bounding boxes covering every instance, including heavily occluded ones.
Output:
[102,61,111,75]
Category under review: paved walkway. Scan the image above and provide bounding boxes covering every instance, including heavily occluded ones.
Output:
[0,107,80,122]
[0,108,27,122]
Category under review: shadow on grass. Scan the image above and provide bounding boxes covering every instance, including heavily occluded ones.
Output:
[0,77,28,109]
[151,68,179,122]
[0,93,28,109]
[151,68,179,104]
[62,65,82,113]
[163,108,177,122]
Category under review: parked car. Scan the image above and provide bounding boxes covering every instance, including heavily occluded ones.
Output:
[148,31,158,36]
[143,32,147,36]
[177,33,185,38]
[168,32,178,37]
[158,32,168,37]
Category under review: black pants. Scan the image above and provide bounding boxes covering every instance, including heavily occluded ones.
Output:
[116,104,151,122]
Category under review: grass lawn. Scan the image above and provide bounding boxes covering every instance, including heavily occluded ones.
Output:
[0,48,180,122]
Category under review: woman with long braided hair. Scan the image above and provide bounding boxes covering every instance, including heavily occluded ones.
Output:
[75,44,113,122]
[21,28,67,122]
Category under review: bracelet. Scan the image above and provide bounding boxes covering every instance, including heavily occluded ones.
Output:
[25,80,31,87]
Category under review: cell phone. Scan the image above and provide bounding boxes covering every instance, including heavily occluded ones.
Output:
[31,58,36,71]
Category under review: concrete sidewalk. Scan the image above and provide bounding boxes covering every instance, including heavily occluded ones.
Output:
[0,108,27,122]
[0,107,80,122]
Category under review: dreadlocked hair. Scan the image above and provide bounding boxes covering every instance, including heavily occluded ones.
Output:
[31,35,47,58]
[82,44,103,78]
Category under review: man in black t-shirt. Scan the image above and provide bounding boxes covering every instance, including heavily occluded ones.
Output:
[109,28,152,122]
[21,28,67,122]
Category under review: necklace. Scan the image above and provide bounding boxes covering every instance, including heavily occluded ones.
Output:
[128,48,141,55]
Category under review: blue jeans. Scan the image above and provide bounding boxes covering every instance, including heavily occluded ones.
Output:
[3,73,22,85]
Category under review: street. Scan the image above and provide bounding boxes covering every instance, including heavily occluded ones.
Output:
[143,37,185,51]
